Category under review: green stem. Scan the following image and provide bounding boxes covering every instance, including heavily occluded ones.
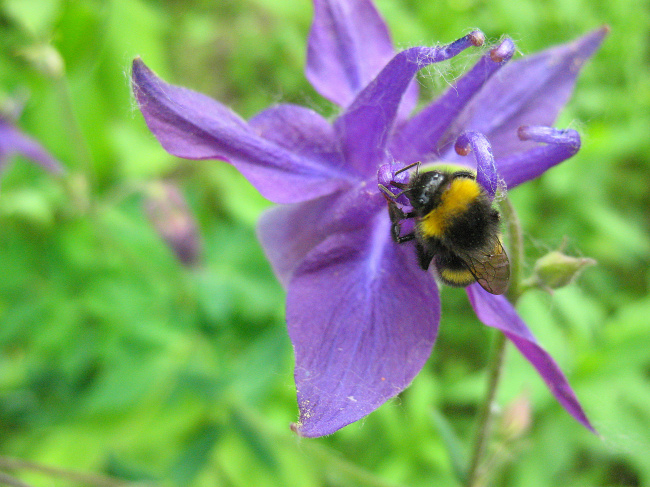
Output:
[500,197,525,303]
[464,196,524,487]
[465,332,508,487]
[56,76,94,180]
[55,75,95,215]
[0,471,33,487]
[0,457,131,487]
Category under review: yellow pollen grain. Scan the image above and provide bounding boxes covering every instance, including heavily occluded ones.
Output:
[419,178,481,237]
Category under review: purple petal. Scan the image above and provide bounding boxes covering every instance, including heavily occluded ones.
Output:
[249,104,344,168]
[448,27,608,160]
[306,0,394,108]
[257,196,337,289]
[391,38,516,164]
[287,216,440,437]
[498,126,580,188]
[467,284,594,432]
[258,182,386,288]
[335,31,484,177]
[131,58,353,204]
[0,118,63,173]
[455,131,498,199]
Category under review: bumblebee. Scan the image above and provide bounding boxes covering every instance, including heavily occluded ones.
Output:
[380,162,509,295]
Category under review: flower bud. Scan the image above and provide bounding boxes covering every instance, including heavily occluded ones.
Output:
[531,250,596,291]
[144,182,201,267]
[499,393,531,441]
[19,44,65,79]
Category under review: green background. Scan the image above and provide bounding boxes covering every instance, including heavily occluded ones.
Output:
[0,0,648,486]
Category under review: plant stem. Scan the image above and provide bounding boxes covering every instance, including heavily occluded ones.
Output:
[0,471,33,487]
[465,331,507,487]
[465,196,524,487]
[0,457,135,487]
[56,76,94,181]
[55,74,95,215]
[500,197,525,303]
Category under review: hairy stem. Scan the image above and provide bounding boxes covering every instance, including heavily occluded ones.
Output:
[465,196,524,487]
[500,197,525,303]
[465,332,508,487]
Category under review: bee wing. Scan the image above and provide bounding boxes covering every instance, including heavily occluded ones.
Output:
[455,237,510,295]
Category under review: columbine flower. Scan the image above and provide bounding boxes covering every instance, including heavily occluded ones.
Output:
[0,114,62,176]
[132,0,606,437]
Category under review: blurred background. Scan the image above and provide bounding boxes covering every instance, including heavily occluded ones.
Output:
[0,0,648,486]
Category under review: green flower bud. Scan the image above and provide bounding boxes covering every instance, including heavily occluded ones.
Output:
[19,44,65,79]
[531,250,596,291]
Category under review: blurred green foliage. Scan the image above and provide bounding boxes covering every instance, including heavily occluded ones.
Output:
[0,0,648,486]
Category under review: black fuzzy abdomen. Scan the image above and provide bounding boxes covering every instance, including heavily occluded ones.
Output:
[444,198,499,252]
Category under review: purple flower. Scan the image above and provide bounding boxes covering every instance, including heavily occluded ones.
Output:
[131,0,606,437]
[0,115,62,176]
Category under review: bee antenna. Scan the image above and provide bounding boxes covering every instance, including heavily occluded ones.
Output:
[393,161,421,176]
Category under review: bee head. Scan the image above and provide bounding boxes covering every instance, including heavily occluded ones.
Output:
[406,171,446,210]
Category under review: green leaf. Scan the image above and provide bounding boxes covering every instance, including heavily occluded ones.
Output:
[230,409,279,473]
[169,423,222,486]
[431,408,468,485]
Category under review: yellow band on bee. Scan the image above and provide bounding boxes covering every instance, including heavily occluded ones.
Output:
[419,178,481,237]
[439,267,476,287]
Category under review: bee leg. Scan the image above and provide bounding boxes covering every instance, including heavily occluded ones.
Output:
[386,210,415,243]
[386,200,404,221]
[380,186,418,243]
[380,191,407,242]
[415,241,436,270]
[388,207,412,243]
[395,232,416,244]
[382,197,417,244]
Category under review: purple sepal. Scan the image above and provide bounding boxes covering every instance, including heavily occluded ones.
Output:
[497,126,580,188]
[287,217,440,437]
[392,37,516,165]
[467,284,595,432]
[257,196,339,289]
[258,184,386,288]
[306,0,394,108]
[249,104,345,170]
[131,59,351,204]
[0,117,63,174]
[455,132,498,199]
[335,31,484,177]
[449,27,608,160]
